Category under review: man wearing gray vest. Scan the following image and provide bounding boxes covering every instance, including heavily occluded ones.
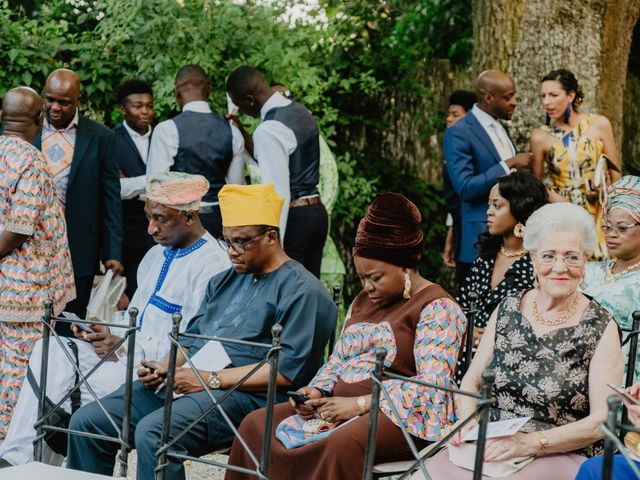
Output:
[147,64,245,237]
[226,66,328,278]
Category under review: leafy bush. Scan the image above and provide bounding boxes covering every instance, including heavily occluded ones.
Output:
[0,0,471,300]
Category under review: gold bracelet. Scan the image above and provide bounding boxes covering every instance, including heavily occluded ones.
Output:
[537,432,548,455]
[357,396,367,416]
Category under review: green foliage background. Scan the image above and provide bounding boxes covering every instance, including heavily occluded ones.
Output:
[0,0,472,301]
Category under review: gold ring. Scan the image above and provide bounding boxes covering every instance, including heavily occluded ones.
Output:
[319,412,325,420]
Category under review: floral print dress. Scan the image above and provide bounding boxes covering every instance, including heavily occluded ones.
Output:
[488,291,614,457]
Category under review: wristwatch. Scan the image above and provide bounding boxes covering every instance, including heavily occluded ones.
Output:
[207,370,222,389]
[357,396,367,416]
[537,432,548,455]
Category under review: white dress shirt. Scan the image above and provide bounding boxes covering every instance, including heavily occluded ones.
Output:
[119,121,151,200]
[146,100,246,205]
[471,104,515,173]
[252,92,300,238]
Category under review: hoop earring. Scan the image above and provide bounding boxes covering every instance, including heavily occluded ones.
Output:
[564,106,571,123]
[513,223,525,238]
[545,112,550,127]
[403,273,412,300]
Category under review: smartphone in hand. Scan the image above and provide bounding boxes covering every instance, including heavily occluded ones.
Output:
[287,391,309,404]
[608,383,640,406]
[141,361,157,373]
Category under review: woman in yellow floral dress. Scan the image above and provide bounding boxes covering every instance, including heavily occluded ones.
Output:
[530,69,621,259]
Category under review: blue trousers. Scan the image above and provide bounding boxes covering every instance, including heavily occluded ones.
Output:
[66,380,273,480]
[575,455,640,479]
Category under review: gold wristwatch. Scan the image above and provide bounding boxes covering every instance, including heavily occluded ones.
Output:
[537,432,548,455]
[207,371,222,389]
[357,396,367,415]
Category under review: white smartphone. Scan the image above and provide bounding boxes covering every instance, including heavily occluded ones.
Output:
[62,312,94,333]
[607,383,640,406]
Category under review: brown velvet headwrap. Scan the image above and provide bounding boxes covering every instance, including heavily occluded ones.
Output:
[352,193,424,268]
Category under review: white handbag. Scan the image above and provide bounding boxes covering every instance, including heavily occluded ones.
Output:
[86,269,127,322]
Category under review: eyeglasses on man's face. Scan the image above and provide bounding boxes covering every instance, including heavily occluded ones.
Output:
[602,222,640,235]
[535,251,585,267]
[216,231,272,254]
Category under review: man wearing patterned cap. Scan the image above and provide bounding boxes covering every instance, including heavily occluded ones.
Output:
[0,172,230,468]
[67,184,337,480]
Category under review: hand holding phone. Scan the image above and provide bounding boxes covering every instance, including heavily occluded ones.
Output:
[607,383,640,406]
[287,390,309,404]
[63,312,95,334]
[141,360,157,373]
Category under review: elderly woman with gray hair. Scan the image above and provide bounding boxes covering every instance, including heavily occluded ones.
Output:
[413,203,623,479]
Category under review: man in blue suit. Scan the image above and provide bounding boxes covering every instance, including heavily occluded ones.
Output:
[38,69,123,322]
[113,79,156,298]
[444,70,531,283]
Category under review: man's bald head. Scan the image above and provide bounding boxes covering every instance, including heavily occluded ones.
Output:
[1,87,44,142]
[226,66,273,118]
[475,70,518,120]
[43,68,81,129]
[174,64,210,107]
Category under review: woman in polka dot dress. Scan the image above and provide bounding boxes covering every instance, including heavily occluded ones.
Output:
[456,171,548,382]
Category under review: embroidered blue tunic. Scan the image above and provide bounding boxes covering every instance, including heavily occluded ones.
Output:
[182,260,337,387]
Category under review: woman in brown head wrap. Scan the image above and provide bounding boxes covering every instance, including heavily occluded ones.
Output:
[226,193,467,480]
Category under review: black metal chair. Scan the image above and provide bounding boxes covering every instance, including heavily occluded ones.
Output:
[458,291,480,379]
[325,284,341,358]
[362,347,496,480]
[34,300,139,477]
[154,314,283,480]
[600,395,640,479]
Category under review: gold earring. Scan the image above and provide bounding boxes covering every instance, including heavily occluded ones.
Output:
[403,273,412,300]
[513,223,525,238]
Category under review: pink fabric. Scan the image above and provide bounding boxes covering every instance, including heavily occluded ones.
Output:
[146,172,209,210]
[411,448,587,479]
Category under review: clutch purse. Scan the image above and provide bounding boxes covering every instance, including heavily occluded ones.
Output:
[592,154,622,206]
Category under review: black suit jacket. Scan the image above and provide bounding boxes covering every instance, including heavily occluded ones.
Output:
[112,123,150,229]
[35,114,122,277]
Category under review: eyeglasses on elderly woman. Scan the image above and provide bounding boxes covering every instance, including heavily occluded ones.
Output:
[534,250,585,267]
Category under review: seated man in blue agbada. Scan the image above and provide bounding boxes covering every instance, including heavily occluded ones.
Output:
[66,183,338,480]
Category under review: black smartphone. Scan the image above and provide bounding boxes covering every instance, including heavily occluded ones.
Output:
[607,383,640,406]
[141,361,157,373]
[287,391,309,404]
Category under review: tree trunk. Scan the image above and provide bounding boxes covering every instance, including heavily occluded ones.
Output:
[473,0,640,161]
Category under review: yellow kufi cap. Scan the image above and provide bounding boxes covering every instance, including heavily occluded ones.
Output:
[218,184,284,228]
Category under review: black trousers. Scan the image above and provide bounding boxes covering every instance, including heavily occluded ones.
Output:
[200,206,223,239]
[283,203,328,278]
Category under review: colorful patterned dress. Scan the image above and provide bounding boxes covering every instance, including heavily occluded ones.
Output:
[582,261,640,383]
[0,135,75,433]
[226,284,466,480]
[542,114,607,258]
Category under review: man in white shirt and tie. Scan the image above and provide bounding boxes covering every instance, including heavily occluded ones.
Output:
[113,79,156,298]
[444,70,532,281]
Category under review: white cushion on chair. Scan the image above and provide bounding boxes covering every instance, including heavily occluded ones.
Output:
[0,462,119,479]
[372,443,442,475]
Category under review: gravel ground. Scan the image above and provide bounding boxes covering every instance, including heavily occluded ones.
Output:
[122,451,228,479]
